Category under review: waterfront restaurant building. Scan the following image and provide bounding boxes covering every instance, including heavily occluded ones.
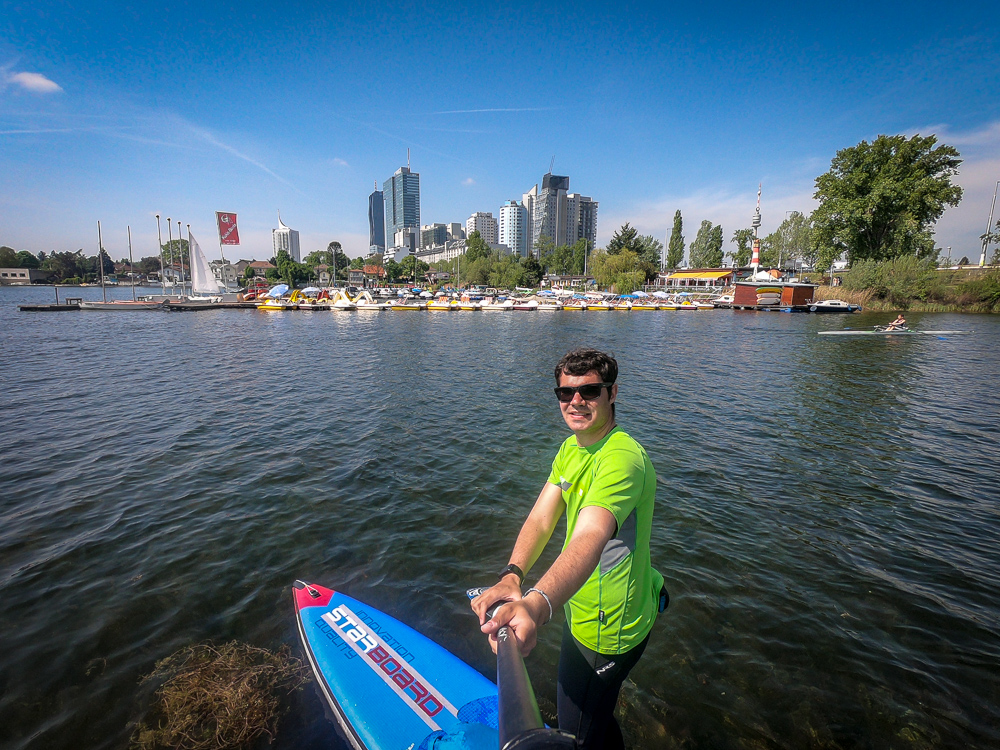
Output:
[656,269,735,288]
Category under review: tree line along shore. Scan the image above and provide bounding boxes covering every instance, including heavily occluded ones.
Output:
[4,133,1000,312]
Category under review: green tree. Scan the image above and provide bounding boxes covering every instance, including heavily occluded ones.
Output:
[812,134,963,270]
[521,255,543,287]
[327,241,350,274]
[635,235,663,271]
[349,256,365,270]
[767,211,815,270]
[134,256,161,275]
[606,223,640,255]
[42,250,88,281]
[384,259,403,283]
[465,231,491,263]
[590,249,645,293]
[488,255,527,290]
[15,250,40,269]
[689,220,723,267]
[666,211,685,269]
[730,228,754,266]
[0,246,17,267]
[160,239,189,269]
[398,255,430,283]
[244,266,256,280]
[539,239,588,276]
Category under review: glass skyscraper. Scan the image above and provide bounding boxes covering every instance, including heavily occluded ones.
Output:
[383,166,420,246]
[368,185,385,252]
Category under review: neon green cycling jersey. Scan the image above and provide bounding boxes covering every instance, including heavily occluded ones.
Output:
[547,425,662,655]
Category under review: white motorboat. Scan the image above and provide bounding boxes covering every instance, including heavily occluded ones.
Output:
[809,299,862,313]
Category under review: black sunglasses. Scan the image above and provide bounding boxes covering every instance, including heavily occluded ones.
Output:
[554,382,613,403]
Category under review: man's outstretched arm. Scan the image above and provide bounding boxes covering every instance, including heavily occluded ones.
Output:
[471,481,566,624]
[481,505,617,656]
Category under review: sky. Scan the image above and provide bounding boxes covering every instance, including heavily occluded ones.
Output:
[2,1,999,264]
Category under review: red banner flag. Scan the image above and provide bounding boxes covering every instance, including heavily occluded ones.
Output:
[216,212,240,245]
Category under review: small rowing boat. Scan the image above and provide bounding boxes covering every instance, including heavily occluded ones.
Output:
[819,329,971,336]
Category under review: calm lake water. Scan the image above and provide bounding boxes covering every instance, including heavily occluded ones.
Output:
[1,285,998,750]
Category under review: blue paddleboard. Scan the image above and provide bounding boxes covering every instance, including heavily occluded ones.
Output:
[293,580,499,750]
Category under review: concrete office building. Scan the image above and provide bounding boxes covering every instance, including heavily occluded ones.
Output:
[466,212,498,244]
[383,165,420,243]
[447,223,465,241]
[522,173,598,256]
[566,193,599,249]
[368,183,385,252]
[499,200,529,257]
[272,212,301,262]
[421,223,448,248]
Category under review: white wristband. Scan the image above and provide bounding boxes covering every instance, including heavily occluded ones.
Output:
[525,587,553,624]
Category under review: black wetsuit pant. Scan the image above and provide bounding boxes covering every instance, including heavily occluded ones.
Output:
[557,626,651,750]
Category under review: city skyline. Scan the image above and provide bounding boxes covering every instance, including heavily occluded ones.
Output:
[2,3,999,264]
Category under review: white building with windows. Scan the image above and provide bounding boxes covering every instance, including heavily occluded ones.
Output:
[272,212,301,262]
[499,200,529,257]
[522,174,598,256]
[466,212,498,244]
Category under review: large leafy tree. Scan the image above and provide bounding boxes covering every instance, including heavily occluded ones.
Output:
[590,249,645,294]
[772,211,815,269]
[635,235,663,271]
[730,228,754,267]
[666,211,685,269]
[812,134,962,269]
[383,259,403,282]
[606,223,640,255]
[327,241,350,273]
[0,246,18,266]
[15,250,40,269]
[689,221,723,267]
[465,230,491,263]
[398,254,430,283]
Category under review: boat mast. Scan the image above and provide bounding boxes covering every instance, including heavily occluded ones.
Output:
[177,219,187,297]
[128,225,136,301]
[980,180,1000,268]
[166,218,174,293]
[97,220,107,303]
[155,214,166,294]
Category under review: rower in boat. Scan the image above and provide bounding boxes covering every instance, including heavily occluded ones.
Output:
[884,314,907,331]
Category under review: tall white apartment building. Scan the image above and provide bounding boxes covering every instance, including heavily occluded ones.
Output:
[272,212,301,262]
[466,212,498,244]
[499,200,528,257]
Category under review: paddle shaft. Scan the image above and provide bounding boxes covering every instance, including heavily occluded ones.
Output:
[477,594,578,749]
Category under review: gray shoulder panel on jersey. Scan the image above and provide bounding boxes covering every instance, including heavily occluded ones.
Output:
[600,508,637,575]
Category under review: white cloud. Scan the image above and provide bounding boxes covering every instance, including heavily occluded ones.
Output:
[8,71,63,93]
[333,158,349,167]
[462,177,476,186]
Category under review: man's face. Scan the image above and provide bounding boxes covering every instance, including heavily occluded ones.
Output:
[557,370,617,441]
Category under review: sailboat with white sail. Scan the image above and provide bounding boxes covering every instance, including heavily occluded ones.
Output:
[183,230,225,303]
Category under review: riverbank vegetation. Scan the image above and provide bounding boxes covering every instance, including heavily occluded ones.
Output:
[810,259,1000,312]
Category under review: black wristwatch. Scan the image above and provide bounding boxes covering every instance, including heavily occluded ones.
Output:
[497,563,524,585]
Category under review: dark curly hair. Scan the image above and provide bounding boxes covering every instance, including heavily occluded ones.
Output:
[554,348,618,385]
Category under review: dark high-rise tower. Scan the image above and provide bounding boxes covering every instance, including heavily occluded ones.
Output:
[368,181,385,252]
[383,165,420,247]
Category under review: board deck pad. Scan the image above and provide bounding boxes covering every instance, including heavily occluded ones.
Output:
[293,581,499,750]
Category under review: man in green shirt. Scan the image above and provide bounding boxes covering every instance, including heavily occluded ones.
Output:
[472,347,663,750]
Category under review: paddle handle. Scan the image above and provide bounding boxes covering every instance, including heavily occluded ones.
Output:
[495,622,544,745]
[470,589,578,749]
